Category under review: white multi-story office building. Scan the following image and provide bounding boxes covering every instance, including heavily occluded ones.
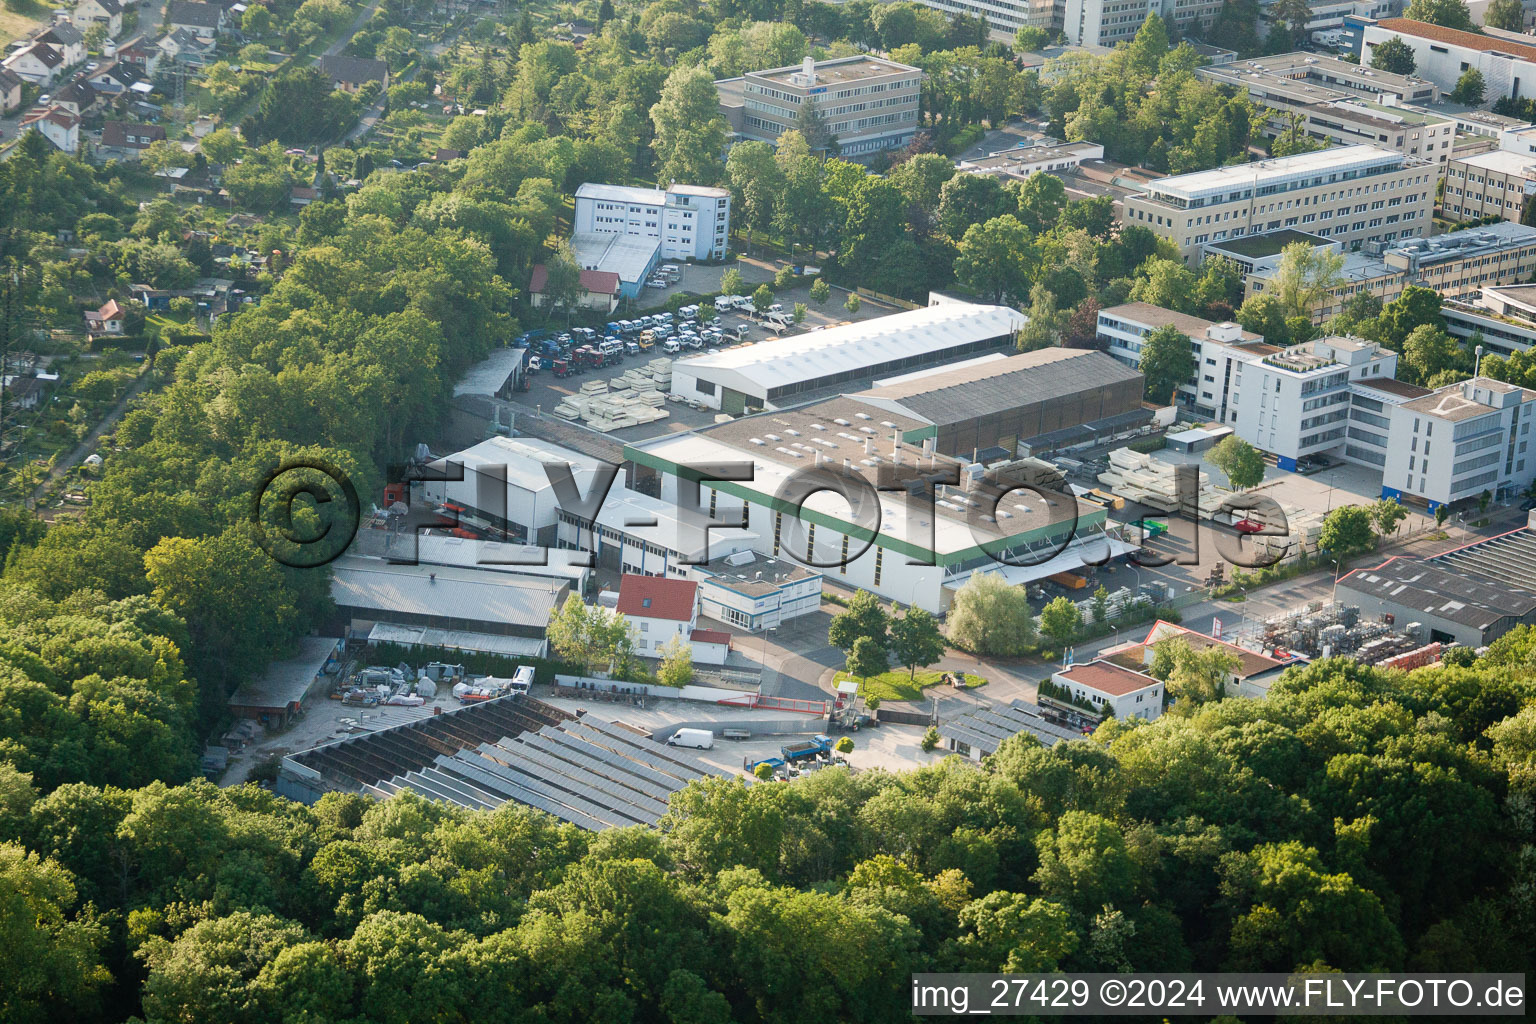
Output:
[716,55,922,158]
[573,182,731,262]
[1362,19,1536,107]
[1096,303,1271,421]
[1383,377,1536,509]
[1121,145,1435,264]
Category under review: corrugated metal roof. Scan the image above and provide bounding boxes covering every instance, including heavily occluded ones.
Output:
[330,555,568,630]
[856,348,1140,424]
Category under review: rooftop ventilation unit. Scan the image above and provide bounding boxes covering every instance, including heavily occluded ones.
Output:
[749,437,765,445]
[855,412,872,420]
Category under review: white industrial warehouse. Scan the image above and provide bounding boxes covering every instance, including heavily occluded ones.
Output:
[668,300,1026,414]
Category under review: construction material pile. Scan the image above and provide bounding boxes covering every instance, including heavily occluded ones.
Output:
[552,359,674,432]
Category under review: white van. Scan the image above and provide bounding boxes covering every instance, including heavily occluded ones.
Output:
[667,728,715,749]
[662,339,682,354]
[510,666,535,694]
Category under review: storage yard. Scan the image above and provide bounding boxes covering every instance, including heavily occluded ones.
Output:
[551,358,675,432]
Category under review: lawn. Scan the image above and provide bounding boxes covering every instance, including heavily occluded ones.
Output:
[833,669,987,703]
[0,0,45,46]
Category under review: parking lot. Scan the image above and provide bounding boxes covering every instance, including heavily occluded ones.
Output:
[512,276,905,444]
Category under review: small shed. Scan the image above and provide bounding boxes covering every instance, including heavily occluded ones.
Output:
[228,636,343,728]
[1164,425,1232,454]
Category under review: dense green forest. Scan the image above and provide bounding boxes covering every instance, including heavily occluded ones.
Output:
[4,651,1534,1021]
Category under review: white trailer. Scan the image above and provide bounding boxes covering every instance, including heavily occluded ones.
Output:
[666,727,715,749]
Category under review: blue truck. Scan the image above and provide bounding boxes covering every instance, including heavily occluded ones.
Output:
[780,735,834,764]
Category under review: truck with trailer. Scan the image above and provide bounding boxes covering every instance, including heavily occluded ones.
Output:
[667,727,715,749]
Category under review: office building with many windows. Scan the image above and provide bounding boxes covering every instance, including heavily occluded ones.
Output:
[716,55,922,158]
[1442,149,1536,224]
[573,182,731,262]
[1121,145,1434,264]
[1383,378,1536,509]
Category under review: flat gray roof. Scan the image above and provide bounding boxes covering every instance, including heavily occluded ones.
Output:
[331,555,568,630]
[1338,555,1536,629]
[229,635,340,710]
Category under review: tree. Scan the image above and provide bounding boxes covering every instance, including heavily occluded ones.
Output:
[1405,0,1474,29]
[845,292,861,314]
[720,267,745,295]
[1401,324,1464,385]
[540,240,585,318]
[751,283,775,314]
[921,726,940,752]
[1128,258,1197,314]
[199,129,244,164]
[1012,172,1067,233]
[810,277,831,304]
[1369,497,1409,539]
[242,4,272,35]
[1272,0,1314,39]
[954,215,1032,304]
[1271,241,1345,320]
[1207,436,1265,490]
[1480,489,1493,513]
[1370,36,1417,76]
[774,265,798,290]
[1236,293,1290,345]
[1436,503,1451,527]
[1039,597,1083,647]
[546,594,634,675]
[650,66,728,185]
[1016,284,1066,352]
[1319,504,1377,559]
[845,636,887,685]
[1452,68,1486,106]
[0,844,109,1023]
[833,736,854,754]
[1091,586,1110,626]
[1138,324,1195,404]
[657,636,693,687]
[1150,636,1239,710]
[792,302,807,324]
[1484,0,1525,31]
[947,573,1035,655]
[829,589,889,653]
[753,761,776,779]
[1380,285,1445,345]
[889,606,945,679]
[937,173,1009,241]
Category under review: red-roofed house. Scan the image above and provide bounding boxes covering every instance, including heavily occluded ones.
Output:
[529,264,621,314]
[616,574,698,656]
[1051,660,1163,722]
[85,299,126,335]
[689,627,732,666]
[1097,619,1297,700]
[21,105,79,154]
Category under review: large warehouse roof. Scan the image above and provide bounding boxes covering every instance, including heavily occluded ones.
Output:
[284,695,732,829]
[1337,555,1536,630]
[854,348,1141,425]
[672,302,1024,398]
[330,555,569,631]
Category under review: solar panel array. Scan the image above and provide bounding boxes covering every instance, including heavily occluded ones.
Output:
[939,699,1083,756]
[354,699,726,830]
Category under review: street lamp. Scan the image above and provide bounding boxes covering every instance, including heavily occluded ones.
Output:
[1475,344,1486,379]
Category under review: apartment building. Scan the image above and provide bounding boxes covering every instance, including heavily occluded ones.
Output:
[1363,19,1536,106]
[914,0,1056,36]
[1383,377,1536,509]
[1247,248,1406,321]
[1383,222,1536,301]
[716,55,922,158]
[1443,150,1536,224]
[573,182,731,262]
[1062,0,1156,46]
[1121,145,1434,264]
[1096,302,1271,421]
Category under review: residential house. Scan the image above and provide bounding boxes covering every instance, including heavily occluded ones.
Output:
[117,35,162,76]
[37,23,86,68]
[4,42,65,86]
[1050,660,1165,722]
[1099,619,1296,700]
[0,68,22,113]
[528,264,621,314]
[156,27,215,65]
[73,0,124,37]
[98,120,166,160]
[165,0,228,35]
[51,80,104,117]
[316,54,388,93]
[86,59,148,95]
[84,299,126,334]
[614,574,699,657]
[21,105,80,153]
[1,375,45,412]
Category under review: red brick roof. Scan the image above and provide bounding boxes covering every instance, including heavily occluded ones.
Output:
[1057,660,1159,697]
[1376,18,1536,63]
[616,574,697,622]
[690,628,732,646]
[529,264,621,296]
